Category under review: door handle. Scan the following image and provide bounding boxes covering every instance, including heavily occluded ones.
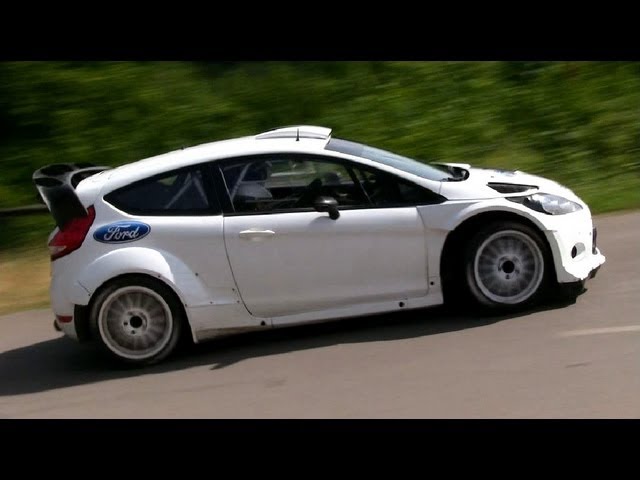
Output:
[239,229,276,240]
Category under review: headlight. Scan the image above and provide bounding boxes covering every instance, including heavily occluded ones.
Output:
[507,193,583,215]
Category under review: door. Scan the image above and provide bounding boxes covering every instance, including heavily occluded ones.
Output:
[219,155,432,320]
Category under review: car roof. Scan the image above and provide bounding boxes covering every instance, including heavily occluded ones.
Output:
[93,125,445,196]
[106,126,335,186]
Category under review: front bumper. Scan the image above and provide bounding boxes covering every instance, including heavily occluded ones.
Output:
[587,263,602,281]
[545,218,606,284]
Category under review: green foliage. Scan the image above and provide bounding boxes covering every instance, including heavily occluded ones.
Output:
[1,61,639,250]
[0,214,54,252]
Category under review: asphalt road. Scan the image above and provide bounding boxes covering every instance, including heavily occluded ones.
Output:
[1,211,638,418]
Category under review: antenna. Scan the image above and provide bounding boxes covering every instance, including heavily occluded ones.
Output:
[296,128,300,141]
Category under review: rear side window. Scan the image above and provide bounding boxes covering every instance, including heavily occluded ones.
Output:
[105,165,220,215]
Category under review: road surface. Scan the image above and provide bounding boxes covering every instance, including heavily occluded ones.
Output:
[0,211,638,418]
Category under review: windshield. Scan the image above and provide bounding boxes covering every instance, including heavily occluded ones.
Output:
[325,138,452,182]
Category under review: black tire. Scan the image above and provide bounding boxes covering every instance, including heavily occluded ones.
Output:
[462,221,552,312]
[89,275,185,366]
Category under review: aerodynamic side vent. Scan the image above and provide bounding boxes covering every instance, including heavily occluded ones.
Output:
[255,125,332,141]
[488,182,538,194]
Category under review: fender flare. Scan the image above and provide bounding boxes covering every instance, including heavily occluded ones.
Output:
[70,247,213,310]
[439,201,549,233]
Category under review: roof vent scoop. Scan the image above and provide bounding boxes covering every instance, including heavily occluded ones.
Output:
[256,125,332,141]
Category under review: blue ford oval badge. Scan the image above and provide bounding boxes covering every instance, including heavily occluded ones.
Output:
[94,221,151,244]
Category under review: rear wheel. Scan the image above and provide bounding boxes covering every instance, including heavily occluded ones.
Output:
[464,221,550,311]
[89,276,184,366]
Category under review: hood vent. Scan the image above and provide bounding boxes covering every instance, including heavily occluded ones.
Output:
[488,182,538,194]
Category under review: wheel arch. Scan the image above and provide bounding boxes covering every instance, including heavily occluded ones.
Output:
[76,272,194,345]
[439,210,556,305]
[71,247,206,343]
[74,247,213,305]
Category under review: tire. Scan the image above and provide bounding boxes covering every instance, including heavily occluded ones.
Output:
[89,275,185,366]
[463,221,551,311]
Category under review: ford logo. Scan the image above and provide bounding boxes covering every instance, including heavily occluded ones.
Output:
[94,221,151,244]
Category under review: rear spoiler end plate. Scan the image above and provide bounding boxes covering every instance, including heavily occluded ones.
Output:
[32,163,110,228]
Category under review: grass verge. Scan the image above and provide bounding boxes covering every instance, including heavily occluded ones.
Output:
[0,246,51,316]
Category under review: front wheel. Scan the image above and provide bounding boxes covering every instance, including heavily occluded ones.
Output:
[89,276,184,366]
[464,221,550,311]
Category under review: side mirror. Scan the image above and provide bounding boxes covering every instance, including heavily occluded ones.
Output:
[314,196,340,220]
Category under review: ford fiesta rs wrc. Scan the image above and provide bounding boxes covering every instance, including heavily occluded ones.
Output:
[33,126,605,365]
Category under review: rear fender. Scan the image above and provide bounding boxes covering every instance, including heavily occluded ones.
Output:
[73,247,213,310]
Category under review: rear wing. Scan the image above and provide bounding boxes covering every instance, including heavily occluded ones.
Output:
[32,163,110,228]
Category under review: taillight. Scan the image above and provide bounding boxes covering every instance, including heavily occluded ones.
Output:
[48,206,96,261]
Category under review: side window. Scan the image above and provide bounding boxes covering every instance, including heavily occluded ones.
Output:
[105,165,218,215]
[355,168,443,207]
[221,157,368,214]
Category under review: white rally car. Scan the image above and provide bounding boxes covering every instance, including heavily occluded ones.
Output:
[33,126,605,365]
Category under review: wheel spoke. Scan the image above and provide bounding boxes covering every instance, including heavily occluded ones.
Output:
[142,294,154,311]
[113,298,128,314]
[485,244,501,260]
[473,229,544,305]
[98,285,174,361]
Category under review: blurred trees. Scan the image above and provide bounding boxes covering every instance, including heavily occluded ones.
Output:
[1,61,639,213]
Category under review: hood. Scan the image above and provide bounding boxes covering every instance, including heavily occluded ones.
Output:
[438,164,583,204]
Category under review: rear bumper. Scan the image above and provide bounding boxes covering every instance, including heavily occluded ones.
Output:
[50,276,79,341]
[50,268,92,342]
[51,306,91,342]
[55,314,79,341]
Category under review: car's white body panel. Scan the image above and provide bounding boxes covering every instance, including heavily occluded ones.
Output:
[46,127,605,344]
[224,207,429,319]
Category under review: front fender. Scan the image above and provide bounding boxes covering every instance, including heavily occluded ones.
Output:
[418,199,553,282]
[429,199,550,233]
